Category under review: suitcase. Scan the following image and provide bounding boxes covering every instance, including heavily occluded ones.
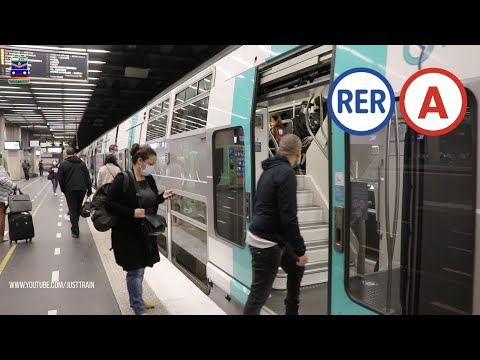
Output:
[8,212,34,244]
[8,189,32,213]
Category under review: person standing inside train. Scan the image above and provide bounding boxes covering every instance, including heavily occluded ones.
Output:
[106,143,174,315]
[243,134,308,315]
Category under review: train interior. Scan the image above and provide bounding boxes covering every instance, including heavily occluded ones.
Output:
[253,46,332,314]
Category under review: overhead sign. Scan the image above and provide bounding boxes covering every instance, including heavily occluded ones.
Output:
[0,46,88,82]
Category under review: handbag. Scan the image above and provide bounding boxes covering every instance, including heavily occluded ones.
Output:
[128,170,167,236]
[142,213,167,236]
[81,195,92,218]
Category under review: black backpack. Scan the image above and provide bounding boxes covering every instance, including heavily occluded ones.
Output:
[90,171,130,232]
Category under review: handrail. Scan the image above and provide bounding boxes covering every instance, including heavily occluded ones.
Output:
[305,95,328,159]
[268,128,279,154]
[384,104,401,314]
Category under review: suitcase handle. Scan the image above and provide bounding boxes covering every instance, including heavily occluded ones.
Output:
[13,188,23,195]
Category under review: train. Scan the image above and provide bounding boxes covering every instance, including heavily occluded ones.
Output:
[80,45,480,315]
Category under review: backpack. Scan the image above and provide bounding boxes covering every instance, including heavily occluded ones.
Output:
[90,171,130,232]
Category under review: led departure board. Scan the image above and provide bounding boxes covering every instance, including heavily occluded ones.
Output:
[0,46,88,82]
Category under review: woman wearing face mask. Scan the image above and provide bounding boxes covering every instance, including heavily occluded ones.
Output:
[48,160,60,196]
[106,143,174,315]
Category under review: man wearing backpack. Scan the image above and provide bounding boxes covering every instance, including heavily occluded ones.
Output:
[58,148,92,238]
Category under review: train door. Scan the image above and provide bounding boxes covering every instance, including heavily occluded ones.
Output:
[329,45,478,315]
[251,45,332,314]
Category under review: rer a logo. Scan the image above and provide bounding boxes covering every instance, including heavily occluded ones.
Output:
[327,68,395,136]
[8,54,30,85]
[399,68,467,136]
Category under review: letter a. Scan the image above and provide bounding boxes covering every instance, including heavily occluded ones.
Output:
[418,86,448,119]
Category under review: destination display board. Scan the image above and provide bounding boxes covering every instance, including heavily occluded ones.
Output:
[0,46,88,82]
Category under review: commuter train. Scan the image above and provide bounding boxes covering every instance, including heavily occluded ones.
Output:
[81,45,480,315]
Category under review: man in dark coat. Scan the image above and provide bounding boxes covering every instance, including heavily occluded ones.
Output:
[244,134,308,315]
[58,147,92,238]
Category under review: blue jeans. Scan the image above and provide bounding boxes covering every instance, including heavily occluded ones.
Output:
[51,177,58,193]
[126,268,146,315]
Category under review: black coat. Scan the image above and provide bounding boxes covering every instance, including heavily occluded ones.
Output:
[106,172,165,271]
[58,156,92,193]
[248,155,306,257]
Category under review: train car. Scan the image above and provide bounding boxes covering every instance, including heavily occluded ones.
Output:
[81,45,480,315]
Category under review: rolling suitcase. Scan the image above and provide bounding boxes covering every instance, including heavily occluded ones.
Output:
[8,212,34,244]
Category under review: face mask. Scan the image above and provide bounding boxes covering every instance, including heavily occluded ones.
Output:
[52,162,57,166]
[141,164,155,176]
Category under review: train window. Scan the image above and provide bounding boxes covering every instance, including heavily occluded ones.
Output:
[213,126,246,246]
[185,83,197,102]
[346,96,476,315]
[198,74,212,93]
[146,115,168,141]
[162,99,170,113]
[171,195,206,225]
[149,102,163,119]
[175,90,186,106]
[172,216,208,288]
[171,97,209,135]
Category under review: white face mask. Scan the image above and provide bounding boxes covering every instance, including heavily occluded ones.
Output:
[52,161,57,166]
[141,163,155,176]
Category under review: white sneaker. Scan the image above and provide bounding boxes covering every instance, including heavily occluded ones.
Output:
[64,214,70,222]
[54,193,58,196]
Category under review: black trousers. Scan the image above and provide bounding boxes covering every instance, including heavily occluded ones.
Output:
[23,168,29,180]
[65,190,86,235]
[243,245,305,315]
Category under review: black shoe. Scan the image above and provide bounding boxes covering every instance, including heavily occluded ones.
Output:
[72,233,79,238]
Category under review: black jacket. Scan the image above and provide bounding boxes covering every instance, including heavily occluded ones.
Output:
[58,156,92,193]
[248,155,306,256]
[293,112,310,140]
[106,172,165,271]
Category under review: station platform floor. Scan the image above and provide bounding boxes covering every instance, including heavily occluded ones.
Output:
[0,175,225,315]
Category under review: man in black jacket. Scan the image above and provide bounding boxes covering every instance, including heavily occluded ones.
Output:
[244,134,308,315]
[58,147,92,238]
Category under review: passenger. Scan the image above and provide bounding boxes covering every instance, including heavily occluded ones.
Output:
[38,160,44,177]
[22,160,30,181]
[58,147,92,238]
[96,154,121,188]
[0,153,19,242]
[269,113,287,154]
[107,143,174,315]
[109,144,118,156]
[293,101,314,172]
[243,134,308,315]
[47,160,60,196]
[308,96,327,136]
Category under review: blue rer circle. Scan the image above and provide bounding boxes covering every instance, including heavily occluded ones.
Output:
[327,67,395,136]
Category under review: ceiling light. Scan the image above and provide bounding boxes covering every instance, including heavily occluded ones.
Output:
[0,86,21,89]
[0,91,31,95]
[9,45,86,52]
[88,70,102,73]
[88,61,106,64]
[31,88,94,92]
[30,82,96,87]
[88,77,99,80]
[33,92,92,97]
[0,96,34,99]
[87,49,110,53]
